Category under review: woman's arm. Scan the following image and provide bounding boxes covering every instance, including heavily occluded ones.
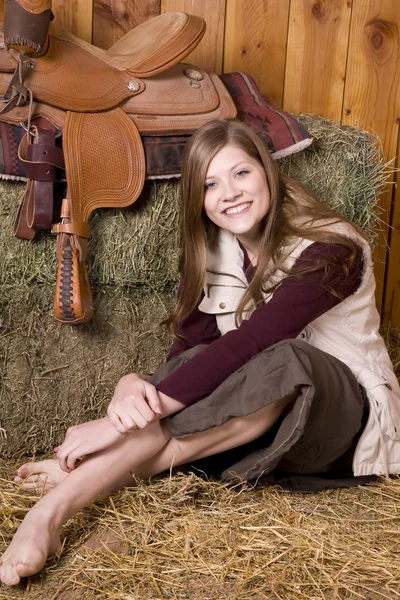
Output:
[55,380,186,472]
[156,242,363,406]
[167,287,221,360]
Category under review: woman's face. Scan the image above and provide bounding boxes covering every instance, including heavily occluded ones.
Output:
[203,144,271,242]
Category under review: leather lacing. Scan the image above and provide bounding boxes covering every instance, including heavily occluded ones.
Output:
[58,245,75,322]
[4,37,42,54]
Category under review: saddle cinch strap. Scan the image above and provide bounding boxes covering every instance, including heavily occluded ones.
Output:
[51,108,145,324]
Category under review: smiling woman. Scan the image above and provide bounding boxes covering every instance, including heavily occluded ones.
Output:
[1,118,400,587]
[203,145,271,260]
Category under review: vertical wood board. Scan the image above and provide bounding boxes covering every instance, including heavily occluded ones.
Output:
[342,0,400,309]
[52,0,93,41]
[161,0,226,73]
[283,0,352,121]
[223,0,290,108]
[93,0,161,50]
[342,0,400,158]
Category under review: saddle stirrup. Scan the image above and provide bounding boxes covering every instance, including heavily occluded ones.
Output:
[51,109,145,324]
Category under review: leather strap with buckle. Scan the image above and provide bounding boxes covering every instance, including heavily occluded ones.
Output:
[14,117,64,238]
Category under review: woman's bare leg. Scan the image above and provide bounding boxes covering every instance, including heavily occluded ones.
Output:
[0,393,294,586]
[0,421,171,586]
[134,391,294,480]
[13,374,161,494]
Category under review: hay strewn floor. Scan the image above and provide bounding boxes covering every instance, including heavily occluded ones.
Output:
[0,465,400,600]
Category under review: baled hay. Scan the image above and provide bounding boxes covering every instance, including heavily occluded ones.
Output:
[0,284,175,458]
[0,467,400,599]
[0,180,180,288]
[280,115,392,242]
[0,114,389,289]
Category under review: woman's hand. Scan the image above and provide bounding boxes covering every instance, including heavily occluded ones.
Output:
[107,374,163,434]
[55,417,122,472]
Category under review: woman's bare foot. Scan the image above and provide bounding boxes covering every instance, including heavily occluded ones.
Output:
[0,506,61,586]
[14,459,68,493]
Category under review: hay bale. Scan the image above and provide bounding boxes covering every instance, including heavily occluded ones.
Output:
[0,180,180,288]
[0,115,390,289]
[0,284,175,457]
[280,115,391,241]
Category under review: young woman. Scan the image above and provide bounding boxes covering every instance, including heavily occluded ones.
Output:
[1,119,400,587]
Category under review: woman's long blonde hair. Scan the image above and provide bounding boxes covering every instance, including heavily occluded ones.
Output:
[166,119,366,337]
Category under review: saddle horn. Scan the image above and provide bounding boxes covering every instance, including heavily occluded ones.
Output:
[4,0,53,56]
[1,0,53,114]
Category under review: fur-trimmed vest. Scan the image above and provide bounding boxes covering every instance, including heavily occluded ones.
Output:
[198,226,400,477]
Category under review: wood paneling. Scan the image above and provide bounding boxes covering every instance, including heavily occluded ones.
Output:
[52,0,93,41]
[342,0,400,310]
[283,0,352,120]
[93,0,160,49]
[223,0,290,108]
[161,0,226,73]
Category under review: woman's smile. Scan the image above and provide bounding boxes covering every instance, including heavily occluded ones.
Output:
[222,201,252,216]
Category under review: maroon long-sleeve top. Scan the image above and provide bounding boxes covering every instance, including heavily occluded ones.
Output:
[156,242,363,406]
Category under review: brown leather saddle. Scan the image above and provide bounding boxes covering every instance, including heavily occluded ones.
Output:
[0,0,236,324]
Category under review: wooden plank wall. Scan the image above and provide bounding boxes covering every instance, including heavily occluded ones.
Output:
[50,0,400,324]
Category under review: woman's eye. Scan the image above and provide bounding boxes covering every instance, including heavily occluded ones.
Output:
[236,170,249,178]
[205,182,216,190]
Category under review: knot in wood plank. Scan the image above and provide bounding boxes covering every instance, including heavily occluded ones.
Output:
[311,1,323,20]
[365,18,398,53]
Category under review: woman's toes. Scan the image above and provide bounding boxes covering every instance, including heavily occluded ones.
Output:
[16,482,45,493]
[16,467,29,478]
[2,566,21,587]
[16,462,38,478]
[0,560,19,587]
[1,559,41,586]
[16,560,40,580]
[0,509,61,586]
[11,460,67,496]
[16,476,50,493]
